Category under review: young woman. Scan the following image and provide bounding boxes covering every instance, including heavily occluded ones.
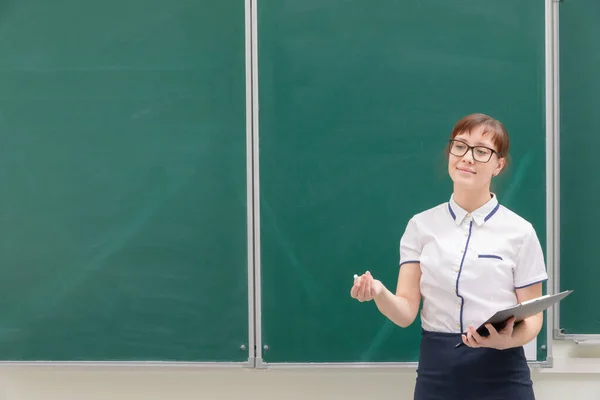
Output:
[350,113,548,400]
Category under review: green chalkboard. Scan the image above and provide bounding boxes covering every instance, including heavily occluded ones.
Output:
[559,0,600,335]
[258,0,547,363]
[0,1,248,361]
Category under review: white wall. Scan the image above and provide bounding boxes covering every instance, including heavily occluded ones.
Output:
[0,340,599,400]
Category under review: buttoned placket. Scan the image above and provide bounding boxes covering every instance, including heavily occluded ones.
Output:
[455,213,473,332]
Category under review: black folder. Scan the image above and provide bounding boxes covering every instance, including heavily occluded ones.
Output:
[454,290,573,348]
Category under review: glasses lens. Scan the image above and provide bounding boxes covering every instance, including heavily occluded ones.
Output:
[473,146,492,162]
[450,141,467,156]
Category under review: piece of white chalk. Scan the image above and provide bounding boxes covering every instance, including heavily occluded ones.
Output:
[353,274,358,280]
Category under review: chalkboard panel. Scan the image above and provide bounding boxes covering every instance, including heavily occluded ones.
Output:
[559,0,600,335]
[0,0,248,362]
[258,0,547,363]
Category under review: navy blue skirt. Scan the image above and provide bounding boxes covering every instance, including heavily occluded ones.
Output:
[415,329,535,400]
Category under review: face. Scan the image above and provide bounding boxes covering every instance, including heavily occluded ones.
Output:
[448,126,505,191]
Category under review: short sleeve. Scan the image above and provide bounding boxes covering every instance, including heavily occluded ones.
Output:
[514,224,549,289]
[399,217,421,267]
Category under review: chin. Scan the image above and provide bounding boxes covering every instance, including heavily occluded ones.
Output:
[451,175,479,188]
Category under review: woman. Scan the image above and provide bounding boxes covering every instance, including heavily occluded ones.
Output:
[351,113,548,400]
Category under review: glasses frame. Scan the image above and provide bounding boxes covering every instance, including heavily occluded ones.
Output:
[448,139,500,163]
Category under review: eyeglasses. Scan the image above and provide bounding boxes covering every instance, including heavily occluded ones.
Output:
[448,139,499,163]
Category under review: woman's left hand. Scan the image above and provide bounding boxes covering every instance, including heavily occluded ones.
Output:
[461,317,516,350]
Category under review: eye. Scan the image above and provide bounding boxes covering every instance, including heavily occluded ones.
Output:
[476,148,491,155]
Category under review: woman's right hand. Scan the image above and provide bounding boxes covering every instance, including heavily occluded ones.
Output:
[350,271,384,302]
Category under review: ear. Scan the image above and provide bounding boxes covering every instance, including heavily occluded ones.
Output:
[493,157,506,177]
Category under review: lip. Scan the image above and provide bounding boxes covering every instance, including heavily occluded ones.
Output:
[457,167,476,174]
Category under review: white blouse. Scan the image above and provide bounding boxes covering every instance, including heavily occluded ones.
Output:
[399,194,548,334]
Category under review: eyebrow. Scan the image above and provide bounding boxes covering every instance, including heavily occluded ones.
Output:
[455,138,494,147]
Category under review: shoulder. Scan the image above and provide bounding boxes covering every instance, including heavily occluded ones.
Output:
[399,202,449,247]
[494,204,541,245]
[495,204,536,232]
[406,202,451,228]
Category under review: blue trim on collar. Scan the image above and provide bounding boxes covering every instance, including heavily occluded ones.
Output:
[448,203,456,220]
[448,194,499,226]
[484,203,500,222]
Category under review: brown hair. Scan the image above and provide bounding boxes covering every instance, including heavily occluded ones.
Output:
[447,113,510,169]
[448,113,510,155]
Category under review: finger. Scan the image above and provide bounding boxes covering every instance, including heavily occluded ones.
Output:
[469,326,484,343]
[363,272,379,297]
[498,318,516,333]
[485,323,499,337]
[364,276,372,299]
[350,284,359,298]
[357,276,368,301]
[468,335,480,348]
[354,277,361,300]
[504,318,516,334]
[467,329,480,347]
[466,332,475,347]
[461,334,470,347]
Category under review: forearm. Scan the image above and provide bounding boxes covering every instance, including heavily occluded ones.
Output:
[373,286,417,328]
[509,313,543,348]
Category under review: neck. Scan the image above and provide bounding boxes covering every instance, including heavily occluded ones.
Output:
[453,186,492,213]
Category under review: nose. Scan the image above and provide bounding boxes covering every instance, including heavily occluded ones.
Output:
[461,149,475,163]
